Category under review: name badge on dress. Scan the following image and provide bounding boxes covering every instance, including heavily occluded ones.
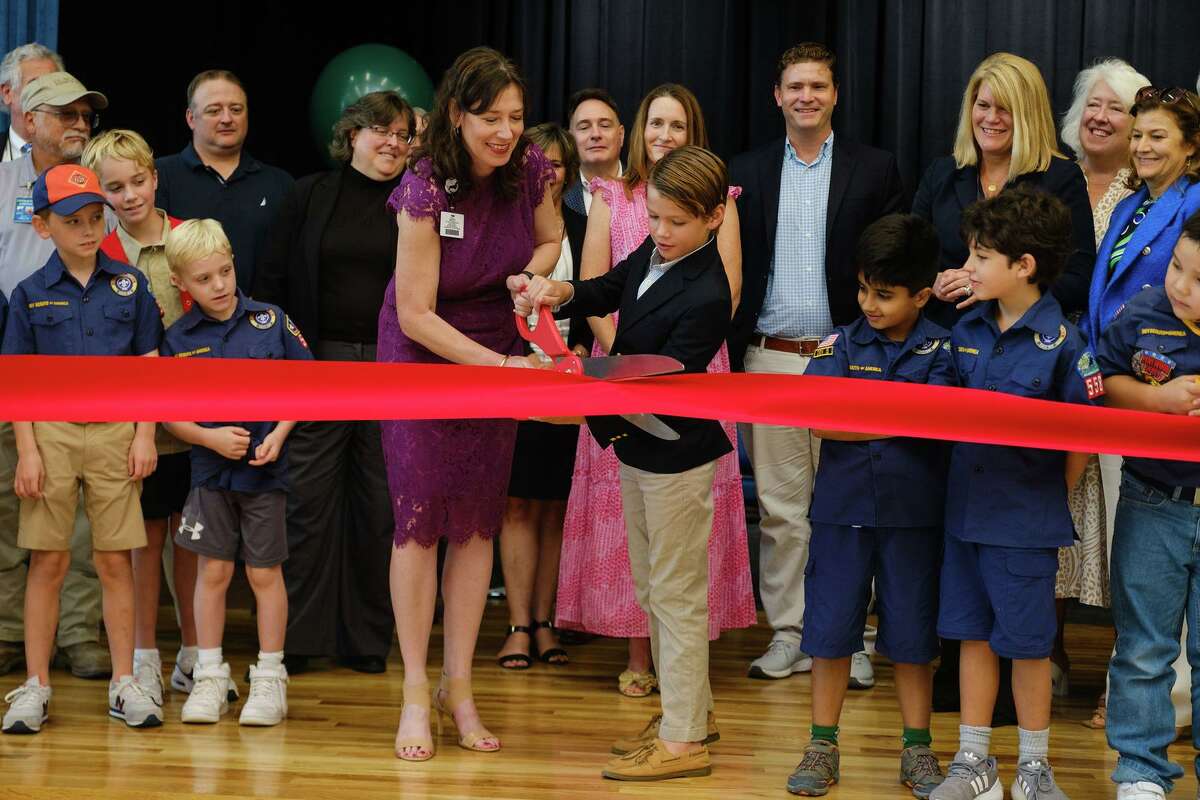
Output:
[439,211,464,239]
[13,195,33,224]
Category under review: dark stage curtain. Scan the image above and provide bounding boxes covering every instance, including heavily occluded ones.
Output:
[57,0,1200,189]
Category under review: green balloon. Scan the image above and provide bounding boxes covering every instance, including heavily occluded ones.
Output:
[309,44,435,165]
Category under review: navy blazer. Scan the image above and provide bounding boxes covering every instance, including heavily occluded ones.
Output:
[1086,177,1200,346]
[728,135,906,371]
[912,155,1096,328]
[567,236,733,474]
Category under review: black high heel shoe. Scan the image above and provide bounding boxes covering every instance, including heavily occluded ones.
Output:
[531,620,569,665]
[497,624,533,670]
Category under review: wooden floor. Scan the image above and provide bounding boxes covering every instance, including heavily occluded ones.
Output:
[0,603,1190,800]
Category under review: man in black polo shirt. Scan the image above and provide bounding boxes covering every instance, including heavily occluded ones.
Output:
[155,70,292,289]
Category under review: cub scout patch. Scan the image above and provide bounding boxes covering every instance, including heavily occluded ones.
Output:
[1077,351,1105,399]
[913,338,941,355]
[172,346,211,358]
[249,308,277,330]
[1140,327,1186,337]
[1034,324,1067,351]
[27,300,69,309]
[110,273,137,297]
[68,170,88,186]
[956,346,979,355]
[1132,349,1176,385]
[285,315,308,349]
[812,332,838,358]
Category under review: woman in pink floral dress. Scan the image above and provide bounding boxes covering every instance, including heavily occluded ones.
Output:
[556,84,756,695]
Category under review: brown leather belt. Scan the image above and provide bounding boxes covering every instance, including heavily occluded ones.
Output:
[755,333,822,356]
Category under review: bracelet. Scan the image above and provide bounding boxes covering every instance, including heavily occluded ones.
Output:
[521,270,535,280]
[499,355,510,367]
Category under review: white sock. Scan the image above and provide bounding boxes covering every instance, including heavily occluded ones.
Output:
[197,647,222,668]
[257,650,284,670]
[133,648,160,667]
[177,646,198,670]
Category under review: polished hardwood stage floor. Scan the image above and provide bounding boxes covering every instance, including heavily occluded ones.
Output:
[0,603,1189,799]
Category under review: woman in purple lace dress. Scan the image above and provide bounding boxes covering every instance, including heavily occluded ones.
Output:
[377,47,558,761]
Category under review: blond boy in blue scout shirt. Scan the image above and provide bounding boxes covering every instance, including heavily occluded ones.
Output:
[786,215,954,799]
[158,219,311,728]
[931,187,1100,800]
[1097,211,1200,800]
[0,164,164,734]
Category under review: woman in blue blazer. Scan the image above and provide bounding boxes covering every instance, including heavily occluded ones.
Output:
[1087,88,1200,346]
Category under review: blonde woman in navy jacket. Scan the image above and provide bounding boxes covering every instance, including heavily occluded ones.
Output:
[1086,87,1200,346]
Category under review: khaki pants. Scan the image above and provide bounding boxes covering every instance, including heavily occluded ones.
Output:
[619,459,717,743]
[740,344,821,645]
[0,422,102,646]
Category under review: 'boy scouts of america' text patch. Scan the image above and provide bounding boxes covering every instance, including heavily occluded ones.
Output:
[1034,324,1067,351]
[285,315,308,349]
[1076,351,1105,399]
[110,273,137,297]
[249,308,277,330]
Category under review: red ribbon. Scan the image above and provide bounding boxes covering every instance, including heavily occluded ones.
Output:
[2,355,1197,462]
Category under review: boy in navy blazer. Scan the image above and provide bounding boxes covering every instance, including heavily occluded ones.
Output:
[510,145,732,782]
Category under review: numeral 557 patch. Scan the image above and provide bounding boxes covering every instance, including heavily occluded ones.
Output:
[1077,351,1105,399]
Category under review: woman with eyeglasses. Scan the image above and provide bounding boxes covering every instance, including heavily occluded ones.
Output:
[252,90,417,675]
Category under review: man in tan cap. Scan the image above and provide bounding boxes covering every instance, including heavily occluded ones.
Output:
[0,44,63,162]
[0,70,111,681]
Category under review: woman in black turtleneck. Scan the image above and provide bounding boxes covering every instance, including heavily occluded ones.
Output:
[254,91,414,673]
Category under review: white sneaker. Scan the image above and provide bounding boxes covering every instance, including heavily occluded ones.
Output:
[170,661,194,693]
[748,640,812,679]
[109,675,163,728]
[848,651,875,689]
[239,663,288,726]
[181,663,239,724]
[2,677,51,734]
[1050,662,1069,697]
[1116,782,1166,800]
[134,657,165,707]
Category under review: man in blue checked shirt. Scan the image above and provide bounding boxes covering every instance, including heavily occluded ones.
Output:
[729,41,906,683]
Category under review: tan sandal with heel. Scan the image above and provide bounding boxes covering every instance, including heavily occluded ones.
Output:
[433,674,500,752]
[395,681,440,761]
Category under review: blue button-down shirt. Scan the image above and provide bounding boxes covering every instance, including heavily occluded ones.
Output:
[805,313,955,527]
[756,133,834,339]
[1096,284,1200,487]
[0,289,7,342]
[945,293,1097,548]
[1,250,161,356]
[160,291,312,493]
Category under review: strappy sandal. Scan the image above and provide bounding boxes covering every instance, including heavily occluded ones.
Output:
[434,673,501,752]
[1084,692,1106,729]
[618,669,658,697]
[497,624,533,670]
[395,680,440,761]
[531,620,569,665]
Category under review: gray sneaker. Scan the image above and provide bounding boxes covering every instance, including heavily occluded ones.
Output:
[900,744,945,798]
[848,651,875,689]
[929,750,1001,800]
[1012,759,1069,800]
[787,739,839,796]
[109,675,163,728]
[2,677,51,734]
[749,640,812,679]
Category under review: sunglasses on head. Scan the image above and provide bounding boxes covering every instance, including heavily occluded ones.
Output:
[1135,85,1199,111]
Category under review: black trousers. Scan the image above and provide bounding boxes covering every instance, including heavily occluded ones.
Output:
[283,340,395,659]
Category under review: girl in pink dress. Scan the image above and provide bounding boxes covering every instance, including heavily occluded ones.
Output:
[556,84,756,695]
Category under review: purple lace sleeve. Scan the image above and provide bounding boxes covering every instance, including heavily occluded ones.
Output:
[588,176,621,208]
[523,142,556,208]
[728,185,743,201]
[386,158,447,221]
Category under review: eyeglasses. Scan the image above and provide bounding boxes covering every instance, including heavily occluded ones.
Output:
[33,107,100,130]
[365,125,413,144]
[1135,86,1199,112]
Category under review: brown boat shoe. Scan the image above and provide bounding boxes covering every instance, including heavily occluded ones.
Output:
[601,738,712,781]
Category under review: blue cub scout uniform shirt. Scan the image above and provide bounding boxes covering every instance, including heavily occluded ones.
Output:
[945,293,1100,548]
[0,289,7,343]
[1096,285,1200,487]
[160,290,312,493]
[805,314,956,527]
[0,251,161,356]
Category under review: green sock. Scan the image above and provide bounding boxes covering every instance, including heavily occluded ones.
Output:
[902,727,932,749]
[811,724,839,744]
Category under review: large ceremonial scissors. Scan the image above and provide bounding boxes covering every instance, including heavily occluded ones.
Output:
[515,306,682,440]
